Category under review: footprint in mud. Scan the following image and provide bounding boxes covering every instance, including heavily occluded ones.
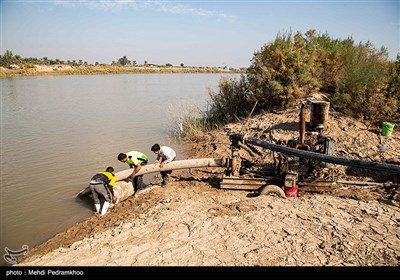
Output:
[207,207,233,217]
[207,202,258,217]
[227,203,257,213]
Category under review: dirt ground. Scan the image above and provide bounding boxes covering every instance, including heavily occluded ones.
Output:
[19,103,400,266]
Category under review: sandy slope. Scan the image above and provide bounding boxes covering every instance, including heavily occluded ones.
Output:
[19,182,399,266]
[19,104,400,266]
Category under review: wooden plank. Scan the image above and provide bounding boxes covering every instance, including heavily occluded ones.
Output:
[299,186,332,192]
[336,180,383,186]
[220,183,263,190]
[298,180,334,187]
[220,176,288,190]
[220,176,266,190]
[297,180,335,192]
[221,178,265,185]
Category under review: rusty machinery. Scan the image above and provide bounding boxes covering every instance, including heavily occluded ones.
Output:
[220,101,400,197]
[276,102,335,190]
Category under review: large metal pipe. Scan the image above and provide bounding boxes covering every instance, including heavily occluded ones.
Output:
[243,136,400,175]
[114,158,226,181]
[77,158,227,202]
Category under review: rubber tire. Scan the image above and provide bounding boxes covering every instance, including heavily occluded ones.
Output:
[260,185,286,199]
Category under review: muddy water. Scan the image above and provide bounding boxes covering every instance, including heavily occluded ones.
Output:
[0,73,239,265]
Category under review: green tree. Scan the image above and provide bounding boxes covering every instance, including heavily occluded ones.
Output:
[118,56,129,66]
[0,50,14,67]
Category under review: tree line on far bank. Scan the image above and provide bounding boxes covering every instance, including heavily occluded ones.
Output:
[0,50,92,67]
[176,29,399,140]
[0,51,200,69]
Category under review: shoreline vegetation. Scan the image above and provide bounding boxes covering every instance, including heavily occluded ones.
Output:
[1,29,398,127]
[0,64,245,77]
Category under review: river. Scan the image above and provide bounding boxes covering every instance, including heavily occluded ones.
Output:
[0,73,240,265]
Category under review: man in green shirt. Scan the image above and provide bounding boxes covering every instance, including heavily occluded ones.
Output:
[117,151,148,193]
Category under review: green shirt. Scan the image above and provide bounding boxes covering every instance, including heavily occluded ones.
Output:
[126,151,148,167]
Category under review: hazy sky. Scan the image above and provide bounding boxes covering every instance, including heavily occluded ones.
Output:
[1,0,399,67]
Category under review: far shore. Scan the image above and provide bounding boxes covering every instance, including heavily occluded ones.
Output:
[0,64,246,77]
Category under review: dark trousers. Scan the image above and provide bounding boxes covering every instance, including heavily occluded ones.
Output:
[161,158,175,182]
[132,161,147,192]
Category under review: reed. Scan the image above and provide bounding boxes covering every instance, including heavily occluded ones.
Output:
[169,102,214,142]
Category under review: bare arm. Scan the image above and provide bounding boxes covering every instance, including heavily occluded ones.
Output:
[129,163,142,178]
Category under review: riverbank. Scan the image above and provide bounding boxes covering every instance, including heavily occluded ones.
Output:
[17,186,400,266]
[18,104,400,266]
[0,64,245,77]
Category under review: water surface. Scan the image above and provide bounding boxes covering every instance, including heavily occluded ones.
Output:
[0,73,239,265]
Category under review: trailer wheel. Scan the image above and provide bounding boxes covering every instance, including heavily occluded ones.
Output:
[260,185,286,198]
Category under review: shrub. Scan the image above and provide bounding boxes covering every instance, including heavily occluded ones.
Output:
[204,29,398,127]
[207,75,255,124]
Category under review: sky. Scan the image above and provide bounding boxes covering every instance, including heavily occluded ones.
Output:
[1,0,399,67]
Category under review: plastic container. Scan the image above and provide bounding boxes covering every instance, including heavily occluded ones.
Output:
[284,185,298,198]
[382,122,395,137]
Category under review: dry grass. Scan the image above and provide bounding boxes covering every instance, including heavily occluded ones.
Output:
[168,101,213,142]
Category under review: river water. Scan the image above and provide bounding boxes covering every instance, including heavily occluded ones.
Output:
[0,73,239,265]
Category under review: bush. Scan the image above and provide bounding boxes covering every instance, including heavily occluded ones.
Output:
[204,30,399,127]
[246,31,320,110]
[207,75,255,124]
[331,41,397,123]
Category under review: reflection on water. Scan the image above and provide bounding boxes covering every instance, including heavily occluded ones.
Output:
[0,73,239,265]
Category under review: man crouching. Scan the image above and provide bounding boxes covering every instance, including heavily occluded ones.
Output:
[89,166,116,216]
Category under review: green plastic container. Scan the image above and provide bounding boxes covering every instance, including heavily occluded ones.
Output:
[382,122,395,137]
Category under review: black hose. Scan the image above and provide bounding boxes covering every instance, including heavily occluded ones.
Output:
[244,137,400,175]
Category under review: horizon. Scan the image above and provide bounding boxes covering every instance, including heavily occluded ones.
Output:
[1,1,399,68]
